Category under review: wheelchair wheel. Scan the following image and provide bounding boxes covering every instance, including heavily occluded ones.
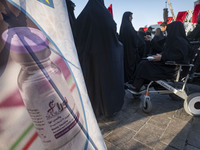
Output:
[141,95,152,113]
[184,93,200,116]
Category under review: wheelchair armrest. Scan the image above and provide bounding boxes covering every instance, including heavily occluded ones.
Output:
[165,61,194,67]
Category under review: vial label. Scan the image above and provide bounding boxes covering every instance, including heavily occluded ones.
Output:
[46,98,79,139]
[26,93,81,147]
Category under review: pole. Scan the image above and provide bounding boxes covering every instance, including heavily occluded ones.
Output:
[168,0,176,20]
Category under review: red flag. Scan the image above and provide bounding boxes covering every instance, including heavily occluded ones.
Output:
[192,4,200,23]
[143,27,148,31]
[176,11,188,22]
[167,17,173,24]
[108,4,113,17]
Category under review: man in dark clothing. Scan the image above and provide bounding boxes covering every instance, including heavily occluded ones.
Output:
[73,0,125,118]
[119,11,140,83]
[129,21,191,91]
[160,22,167,36]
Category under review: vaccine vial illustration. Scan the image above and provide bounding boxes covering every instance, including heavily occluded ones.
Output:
[2,27,84,150]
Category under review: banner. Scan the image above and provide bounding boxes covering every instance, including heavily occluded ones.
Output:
[176,11,188,22]
[192,4,200,23]
[0,0,106,149]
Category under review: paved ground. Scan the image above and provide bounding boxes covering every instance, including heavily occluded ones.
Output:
[98,90,200,150]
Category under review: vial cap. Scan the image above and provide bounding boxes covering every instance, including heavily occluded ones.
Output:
[1,27,51,64]
[2,27,48,53]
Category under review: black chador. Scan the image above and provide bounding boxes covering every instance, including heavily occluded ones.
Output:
[73,0,125,118]
[119,12,140,83]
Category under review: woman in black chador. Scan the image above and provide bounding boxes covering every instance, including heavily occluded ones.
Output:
[73,0,125,118]
[151,28,166,55]
[137,28,146,58]
[119,11,140,83]
[129,21,191,91]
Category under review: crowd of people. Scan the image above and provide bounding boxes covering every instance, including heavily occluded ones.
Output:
[70,0,199,118]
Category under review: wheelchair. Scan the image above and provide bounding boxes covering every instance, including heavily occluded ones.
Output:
[127,41,200,116]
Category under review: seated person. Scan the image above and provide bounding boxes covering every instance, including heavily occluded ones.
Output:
[129,21,192,92]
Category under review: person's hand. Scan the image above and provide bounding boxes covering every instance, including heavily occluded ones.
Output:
[149,54,162,61]
[144,35,152,41]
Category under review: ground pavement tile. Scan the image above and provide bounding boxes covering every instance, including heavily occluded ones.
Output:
[123,113,150,132]
[121,98,141,115]
[154,142,178,150]
[98,121,113,138]
[187,130,200,148]
[98,110,131,138]
[123,91,142,109]
[174,107,193,122]
[134,123,164,149]
[118,138,152,150]
[105,140,121,150]
[160,118,191,150]
[98,120,122,139]
[147,110,175,129]
[191,117,200,131]
[111,110,134,128]
[184,145,200,150]
[104,126,136,147]
[124,90,134,99]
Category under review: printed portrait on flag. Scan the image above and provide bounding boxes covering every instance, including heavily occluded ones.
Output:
[0,0,106,150]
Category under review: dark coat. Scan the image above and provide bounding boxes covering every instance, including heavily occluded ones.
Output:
[73,0,125,117]
[134,21,191,82]
[119,11,139,82]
